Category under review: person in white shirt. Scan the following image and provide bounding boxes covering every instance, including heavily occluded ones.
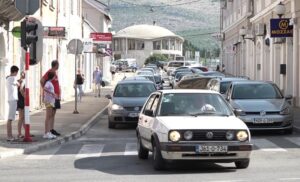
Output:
[6,66,19,142]
[43,71,58,139]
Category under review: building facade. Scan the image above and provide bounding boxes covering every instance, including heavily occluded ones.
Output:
[113,24,184,66]
[221,0,300,107]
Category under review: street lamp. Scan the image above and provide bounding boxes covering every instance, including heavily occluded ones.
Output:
[274,2,286,18]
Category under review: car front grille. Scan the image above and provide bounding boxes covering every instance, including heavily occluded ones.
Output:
[180,130,237,141]
[124,106,141,111]
[245,111,280,115]
[125,117,138,122]
[246,122,283,128]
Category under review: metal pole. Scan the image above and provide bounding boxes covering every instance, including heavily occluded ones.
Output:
[73,41,79,114]
[23,46,32,142]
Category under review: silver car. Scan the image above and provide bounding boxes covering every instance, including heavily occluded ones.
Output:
[106,79,156,128]
[225,81,293,133]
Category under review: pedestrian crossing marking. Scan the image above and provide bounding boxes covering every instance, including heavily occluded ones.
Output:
[124,143,138,156]
[285,137,300,147]
[252,138,287,152]
[101,151,124,157]
[25,147,61,160]
[75,144,104,159]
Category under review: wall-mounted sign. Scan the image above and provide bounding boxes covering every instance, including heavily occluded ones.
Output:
[90,33,112,44]
[43,26,66,38]
[270,18,293,38]
[83,38,94,53]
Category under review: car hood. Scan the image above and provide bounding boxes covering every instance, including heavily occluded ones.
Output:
[231,99,286,112]
[112,97,148,107]
[157,116,248,130]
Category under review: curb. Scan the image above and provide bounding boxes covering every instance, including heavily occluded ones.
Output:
[0,105,108,159]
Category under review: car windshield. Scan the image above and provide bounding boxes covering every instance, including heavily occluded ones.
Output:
[232,83,283,99]
[168,62,185,67]
[137,71,153,76]
[158,93,233,116]
[220,81,231,94]
[114,83,156,97]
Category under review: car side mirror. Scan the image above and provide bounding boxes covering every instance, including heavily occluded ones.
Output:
[234,109,243,116]
[144,110,154,117]
[285,95,293,100]
[105,95,112,99]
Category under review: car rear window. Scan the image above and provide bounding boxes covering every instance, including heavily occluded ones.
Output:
[168,62,184,67]
[114,83,156,97]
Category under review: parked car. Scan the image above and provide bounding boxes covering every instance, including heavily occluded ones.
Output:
[106,79,156,128]
[137,89,252,170]
[207,77,250,97]
[225,81,294,133]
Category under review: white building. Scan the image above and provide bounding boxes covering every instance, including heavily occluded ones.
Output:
[113,24,184,66]
[82,0,112,84]
[221,0,300,107]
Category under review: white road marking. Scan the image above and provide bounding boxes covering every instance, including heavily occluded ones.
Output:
[75,144,104,159]
[279,178,300,181]
[100,152,124,157]
[252,139,287,152]
[78,137,136,141]
[124,143,138,156]
[285,137,300,146]
[25,147,61,160]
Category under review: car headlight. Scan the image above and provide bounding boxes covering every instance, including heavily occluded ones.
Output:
[226,131,235,140]
[183,131,193,140]
[280,107,290,115]
[169,131,181,142]
[236,131,248,142]
[111,104,124,110]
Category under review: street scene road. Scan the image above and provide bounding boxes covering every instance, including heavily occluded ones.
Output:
[1,114,300,182]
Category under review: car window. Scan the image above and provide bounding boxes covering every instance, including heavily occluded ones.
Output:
[232,83,283,99]
[168,62,184,67]
[143,94,157,113]
[220,81,231,94]
[114,83,156,97]
[150,96,160,114]
[158,93,233,116]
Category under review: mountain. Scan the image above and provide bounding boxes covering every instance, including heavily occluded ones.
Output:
[104,0,221,50]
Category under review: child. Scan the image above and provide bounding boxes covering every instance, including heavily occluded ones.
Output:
[43,71,58,139]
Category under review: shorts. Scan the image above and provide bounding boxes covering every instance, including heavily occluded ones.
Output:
[8,100,17,121]
[45,102,54,109]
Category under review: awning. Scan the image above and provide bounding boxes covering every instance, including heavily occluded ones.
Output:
[0,0,24,22]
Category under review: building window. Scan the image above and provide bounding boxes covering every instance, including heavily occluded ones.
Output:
[170,39,175,50]
[162,39,169,50]
[153,40,161,50]
[136,40,144,50]
[128,39,136,50]
[113,39,121,51]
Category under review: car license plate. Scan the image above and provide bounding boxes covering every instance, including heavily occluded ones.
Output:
[195,145,228,153]
[128,113,139,117]
[253,118,274,124]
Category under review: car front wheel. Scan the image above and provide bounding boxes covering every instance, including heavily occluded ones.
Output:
[235,159,250,169]
[137,136,149,159]
[152,139,165,170]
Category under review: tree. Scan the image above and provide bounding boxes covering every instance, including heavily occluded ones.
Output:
[144,54,168,65]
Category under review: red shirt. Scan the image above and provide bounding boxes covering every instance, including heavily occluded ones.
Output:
[42,69,60,96]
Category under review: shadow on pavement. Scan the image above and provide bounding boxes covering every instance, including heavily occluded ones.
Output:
[74,155,237,175]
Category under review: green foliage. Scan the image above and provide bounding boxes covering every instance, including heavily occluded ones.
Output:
[145,54,168,65]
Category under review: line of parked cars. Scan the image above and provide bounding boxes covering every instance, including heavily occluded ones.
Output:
[105,61,294,171]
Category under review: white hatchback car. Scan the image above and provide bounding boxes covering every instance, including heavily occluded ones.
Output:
[136,90,252,170]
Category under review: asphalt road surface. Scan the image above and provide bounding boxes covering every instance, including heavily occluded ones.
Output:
[1,112,300,182]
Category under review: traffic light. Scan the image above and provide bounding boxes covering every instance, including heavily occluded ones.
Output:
[21,18,38,65]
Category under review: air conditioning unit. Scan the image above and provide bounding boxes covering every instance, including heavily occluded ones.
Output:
[255,23,266,36]
[273,38,285,44]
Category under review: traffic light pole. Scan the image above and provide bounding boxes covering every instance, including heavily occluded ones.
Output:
[23,46,33,142]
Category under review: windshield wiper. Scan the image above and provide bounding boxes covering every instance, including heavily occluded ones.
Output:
[189,112,230,117]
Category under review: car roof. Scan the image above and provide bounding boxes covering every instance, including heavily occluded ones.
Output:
[231,80,274,85]
[118,78,154,84]
[157,89,219,94]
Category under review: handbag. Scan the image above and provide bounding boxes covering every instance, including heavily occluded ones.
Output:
[101,81,105,87]
[55,99,61,109]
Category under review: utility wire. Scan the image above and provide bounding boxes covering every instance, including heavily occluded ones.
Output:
[118,0,203,7]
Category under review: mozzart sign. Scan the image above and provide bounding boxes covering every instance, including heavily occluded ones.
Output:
[270,18,293,38]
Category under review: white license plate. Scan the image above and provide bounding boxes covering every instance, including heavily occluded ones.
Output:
[253,118,274,124]
[195,145,228,153]
[128,113,139,117]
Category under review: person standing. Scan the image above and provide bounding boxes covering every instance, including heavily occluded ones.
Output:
[110,64,117,81]
[93,66,103,97]
[216,65,220,72]
[40,60,61,137]
[6,65,19,142]
[43,72,57,139]
[74,69,84,102]
[17,72,25,139]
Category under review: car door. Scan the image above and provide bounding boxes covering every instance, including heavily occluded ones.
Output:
[139,94,157,148]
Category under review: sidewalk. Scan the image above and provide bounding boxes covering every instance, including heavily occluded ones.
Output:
[0,90,110,159]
